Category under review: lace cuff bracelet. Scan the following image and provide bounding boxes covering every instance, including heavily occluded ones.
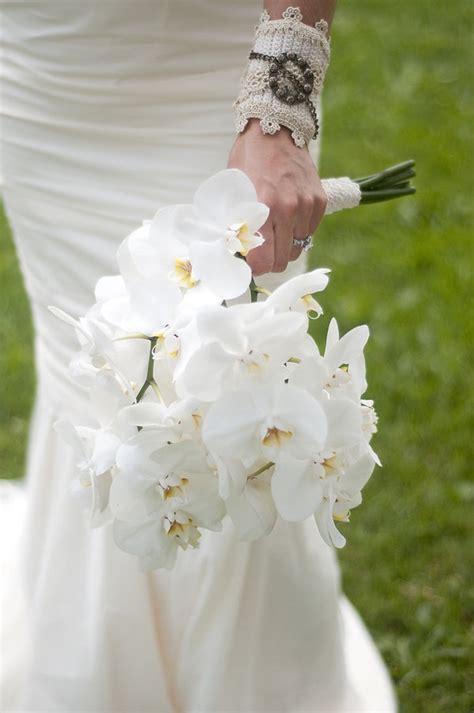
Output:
[233,6,331,148]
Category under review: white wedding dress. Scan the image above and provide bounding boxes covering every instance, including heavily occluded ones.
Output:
[0,3,397,711]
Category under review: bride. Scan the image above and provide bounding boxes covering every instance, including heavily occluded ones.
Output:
[0,1,397,711]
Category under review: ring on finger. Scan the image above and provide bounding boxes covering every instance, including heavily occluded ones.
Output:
[292,234,313,252]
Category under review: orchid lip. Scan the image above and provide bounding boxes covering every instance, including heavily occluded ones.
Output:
[262,427,294,447]
[173,258,198,288]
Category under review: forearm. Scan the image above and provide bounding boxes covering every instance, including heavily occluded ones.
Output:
[263,0,337,29]
[229,1,336,275]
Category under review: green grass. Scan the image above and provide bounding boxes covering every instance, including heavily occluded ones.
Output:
[310,1,473,709]
[0,208,35,481]
[1,0,472,710]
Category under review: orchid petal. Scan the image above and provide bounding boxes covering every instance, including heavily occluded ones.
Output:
[202,390,261,467]
[265,269,330,312]
[193,168,258,226]
[90,471,113,528]
[225,472,277,541]
[189,239,251,299]
[176,342,234,401]
[269,384,328,458]
[340,452,376,498]
[271,453,323,521]
[324,398,363,451]
[315,492,347,549]
[90,431,121,475]
[325,324,369,372]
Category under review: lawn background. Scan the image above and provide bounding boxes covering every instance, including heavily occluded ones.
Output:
[1,1,472,710]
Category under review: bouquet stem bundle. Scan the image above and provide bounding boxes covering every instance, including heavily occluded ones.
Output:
[355,159,416,204]
[249,159,417,301]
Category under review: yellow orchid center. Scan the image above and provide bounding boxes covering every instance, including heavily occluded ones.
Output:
[262,426,293,447]
[151,332,179,359]
[161,477,189,500]
[233,222,251,256]
[174,257,198,289]
[192,413,202,429]
[165,515,201,549]
[322,454,338,477]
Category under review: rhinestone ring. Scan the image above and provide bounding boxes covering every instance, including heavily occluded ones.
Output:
[292,235,313,252]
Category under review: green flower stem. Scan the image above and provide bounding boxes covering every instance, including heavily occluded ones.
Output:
[135,336,161,404]
[360,187,417,204]
[375,167,416,188]
[113,333,150,341]
[248,461,275,479]
[250,277,259,303]
[353,159,416,206]
[355,159,415,189]
[236,252,261,303]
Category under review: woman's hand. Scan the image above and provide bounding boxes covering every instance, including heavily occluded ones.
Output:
[227,117,327,276]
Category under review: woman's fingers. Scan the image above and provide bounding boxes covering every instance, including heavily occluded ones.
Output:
[246,212,275,276]
[311,185,328,231]
[273,195,297,272]
[289,190,315,263]
[226,118,329,276]
[251,189,321,273]
[289,186,328,262]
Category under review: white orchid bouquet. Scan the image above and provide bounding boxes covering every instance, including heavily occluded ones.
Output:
[50,164,415,570]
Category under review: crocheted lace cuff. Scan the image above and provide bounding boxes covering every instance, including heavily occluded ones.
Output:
[233,6,331,148]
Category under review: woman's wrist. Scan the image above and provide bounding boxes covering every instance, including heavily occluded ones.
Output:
[238,117,309,150]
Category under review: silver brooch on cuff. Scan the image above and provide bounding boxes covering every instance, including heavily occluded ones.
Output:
[249,50,319,140]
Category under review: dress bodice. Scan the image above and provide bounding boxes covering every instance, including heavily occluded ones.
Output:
[1,1,266,413]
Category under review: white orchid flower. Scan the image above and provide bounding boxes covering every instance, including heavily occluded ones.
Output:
[54,419,114,528]
[99,221,222,336]
[113,512,197,570]
[100,225,185,335]
[263,268,330,314]
[359,398,381,466]
[116,397,203,446]
[174,303,308,401]
[146,168,269,300]
[289,318,370,402]
[315,452,377,548]
[53,384,136,528]
[48,302,149,397]
[111,436,225,569]
[202,383,328,477]
[111,437,217,517]
[271,397,363,521]
[323,318,369,399]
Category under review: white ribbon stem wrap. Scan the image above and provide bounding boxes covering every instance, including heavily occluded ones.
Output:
[321,177,362,215]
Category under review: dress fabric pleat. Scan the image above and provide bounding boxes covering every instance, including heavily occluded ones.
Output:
[0,2,397,711]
